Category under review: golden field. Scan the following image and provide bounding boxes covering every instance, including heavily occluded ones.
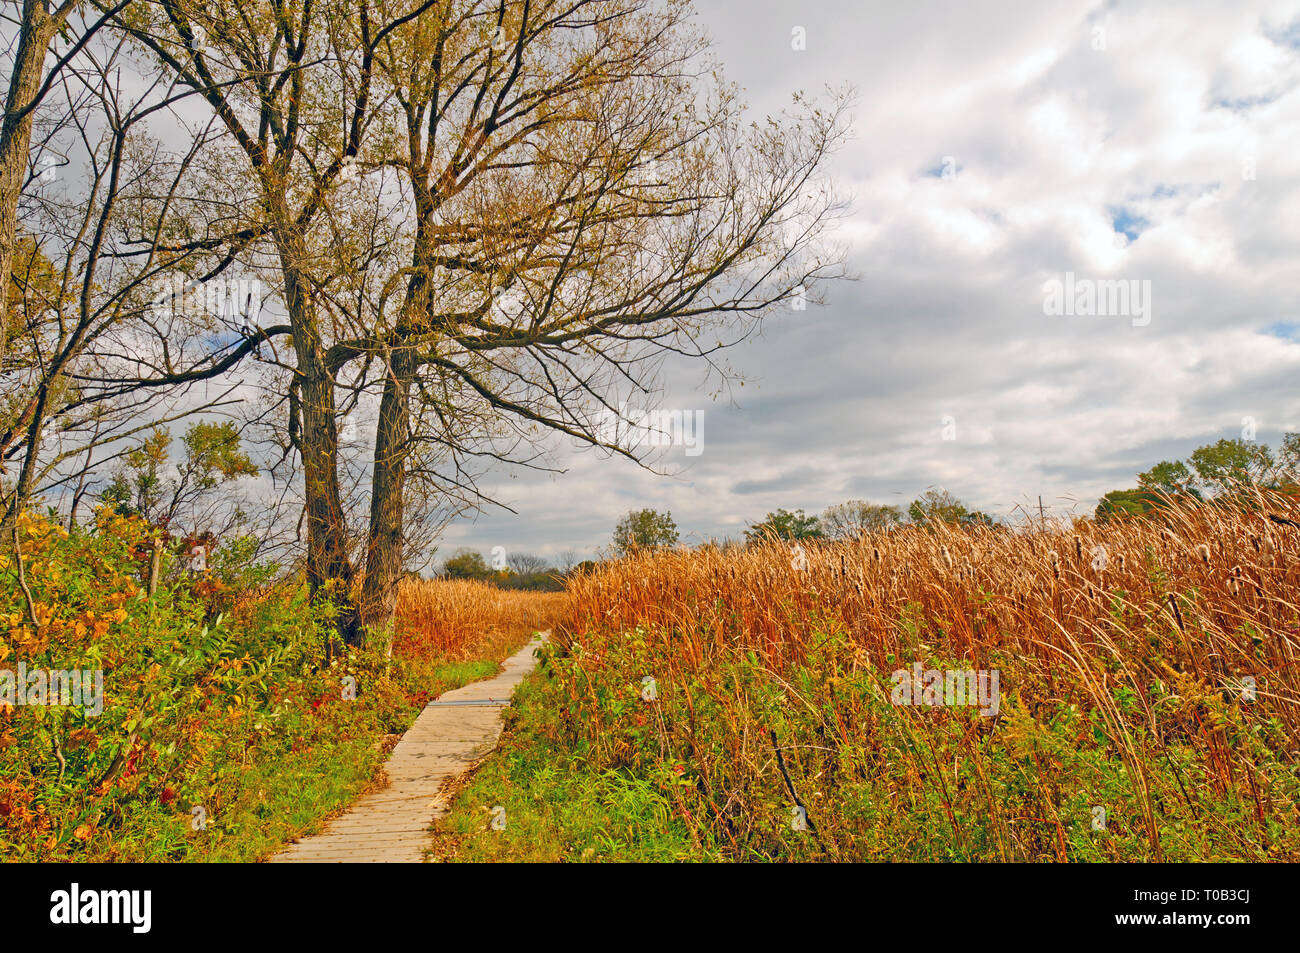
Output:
[516,494,1300,860]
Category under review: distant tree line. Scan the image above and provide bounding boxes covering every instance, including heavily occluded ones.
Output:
[602,489,996,556]
[1096,434,1299,521]
[443,436,1300,577]
[438,547,574,591]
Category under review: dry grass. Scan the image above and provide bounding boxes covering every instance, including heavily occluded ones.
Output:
[568,500,1300,707]
[394,577,569,661]
[547,490,1300,859]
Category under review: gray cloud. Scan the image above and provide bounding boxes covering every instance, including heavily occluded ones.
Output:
[433,0,1300,564]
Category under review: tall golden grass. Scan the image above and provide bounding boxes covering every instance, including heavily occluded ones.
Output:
[554,491,1300,859]
[569,500,1299,699]
[394,577,569,660]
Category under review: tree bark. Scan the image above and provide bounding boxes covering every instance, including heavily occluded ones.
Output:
[277,240,361,646]
[359,209,432,640]
[359,346,416,641]
[0,0,61,364]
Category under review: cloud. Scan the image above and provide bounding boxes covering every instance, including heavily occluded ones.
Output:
[430,0,1300,561]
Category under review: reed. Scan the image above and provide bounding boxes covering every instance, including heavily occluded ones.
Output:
[544,490,1300,859]
[393,577,568,660]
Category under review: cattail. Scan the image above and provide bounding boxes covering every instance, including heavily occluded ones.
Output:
[1197,543,1211,566]
[1074,536,1082,561]
[1167,594,1185,632]
[940,545,953,569]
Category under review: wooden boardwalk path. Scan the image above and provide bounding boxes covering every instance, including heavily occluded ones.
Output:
[268,631,547,863]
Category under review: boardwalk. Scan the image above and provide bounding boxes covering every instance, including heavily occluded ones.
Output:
[268,631,547,863]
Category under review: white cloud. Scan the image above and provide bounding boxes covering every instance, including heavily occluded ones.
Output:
[428,0,1300,558]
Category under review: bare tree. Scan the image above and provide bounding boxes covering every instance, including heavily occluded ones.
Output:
[349,0,851,634]
[101,0,415,644]
[1,16,249,522]
[821,500,903,539]
[0,0,131,364]
[506,551,547,575]
[90,0,850,648]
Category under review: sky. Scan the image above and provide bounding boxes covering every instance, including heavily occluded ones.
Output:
[427,0,1300,564]
[23,1,1295,565]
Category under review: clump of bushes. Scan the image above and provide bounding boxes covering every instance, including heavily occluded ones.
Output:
[0,509,533,860]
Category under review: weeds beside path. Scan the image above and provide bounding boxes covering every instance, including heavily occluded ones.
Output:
[0,514,569,862]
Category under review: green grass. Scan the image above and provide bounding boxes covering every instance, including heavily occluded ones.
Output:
[187,659,506,863]
[429,666,717,862]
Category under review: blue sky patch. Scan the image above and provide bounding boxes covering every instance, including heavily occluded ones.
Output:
[922,157,960,179]
[1109,206,1148,241]
[1262,321,1300,341]
[1266,18,1300,51]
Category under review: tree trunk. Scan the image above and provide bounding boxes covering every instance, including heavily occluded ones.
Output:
[278,246,361,647]
[359,347,416,642]
[360,218,432,641]
[147,537,163,597]
[4,384,49,523]
[0,0,59,364]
